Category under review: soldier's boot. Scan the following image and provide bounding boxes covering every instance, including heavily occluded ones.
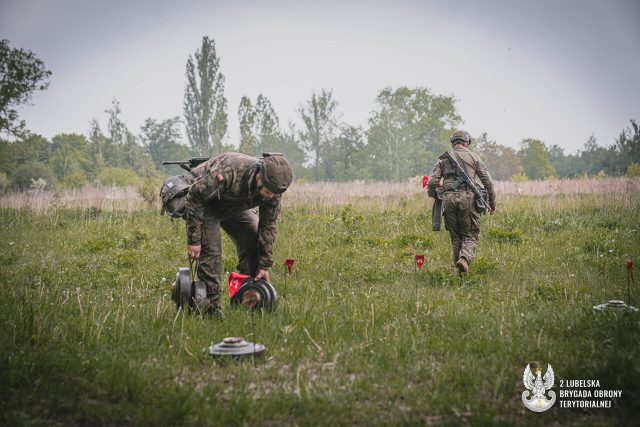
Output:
[206,306,224,319]
[202,294,224,319]
[456,257,469,274]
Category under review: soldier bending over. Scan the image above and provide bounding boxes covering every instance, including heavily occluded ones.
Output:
[185,152,292,315]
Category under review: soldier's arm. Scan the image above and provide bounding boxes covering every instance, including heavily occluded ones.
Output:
[185,172,225,245]
[426,161,443,198]
[257,196,282,270]
[475,158,496,209]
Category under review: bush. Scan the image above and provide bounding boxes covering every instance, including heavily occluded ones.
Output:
[511,171,528,182]
[0,171,8,193]
[627,162,640,177]
[60,170,89,189]
[11,161,57,190]
[29,178,48,192]
[137,178,162,208]
[96,167,139,187]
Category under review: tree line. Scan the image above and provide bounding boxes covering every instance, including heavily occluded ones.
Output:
[1,37,639,192]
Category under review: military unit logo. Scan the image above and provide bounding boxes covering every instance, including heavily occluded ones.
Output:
[522,364,556,412]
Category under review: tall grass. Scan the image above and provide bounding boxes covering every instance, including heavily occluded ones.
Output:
[1,177,638,213]
[0,186,639,425]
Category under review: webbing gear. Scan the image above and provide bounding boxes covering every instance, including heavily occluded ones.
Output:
[438,150,489,213]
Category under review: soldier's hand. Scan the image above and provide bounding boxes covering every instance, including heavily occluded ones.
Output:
[188,244,201,259]
[489,205,496,215]
[254,268,270,282]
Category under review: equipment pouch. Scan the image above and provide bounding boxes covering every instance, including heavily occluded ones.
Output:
[474,188,489,214]
[432,199,442,231]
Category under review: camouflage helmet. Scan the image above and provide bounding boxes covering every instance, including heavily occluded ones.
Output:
[260,153,292,194]
[450,130,471,145]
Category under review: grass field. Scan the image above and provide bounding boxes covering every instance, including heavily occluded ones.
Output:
[1,182,639,425]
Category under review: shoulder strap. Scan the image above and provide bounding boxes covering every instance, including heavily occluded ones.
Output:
[451,149,482,185]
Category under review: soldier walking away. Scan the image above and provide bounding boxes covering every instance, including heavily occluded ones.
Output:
[426,131,496,274]
[185,152,293,315]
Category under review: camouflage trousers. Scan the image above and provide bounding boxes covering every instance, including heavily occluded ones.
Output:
[443,190,481,266]
[196,206,259,308]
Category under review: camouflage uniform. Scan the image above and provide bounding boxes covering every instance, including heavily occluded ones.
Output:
[427,145,496,268]
[185,152,282,309]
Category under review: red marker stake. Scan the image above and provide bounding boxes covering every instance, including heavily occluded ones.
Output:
[422,175,429,189]
[283,258,295,301]
[415,254,425,311]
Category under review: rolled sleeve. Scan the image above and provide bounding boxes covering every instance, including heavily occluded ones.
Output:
[427,161,442,198]
[257,197,281,269]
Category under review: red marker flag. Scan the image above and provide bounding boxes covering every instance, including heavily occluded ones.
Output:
[422,175,429,189]
[284,258,295,276]
[228,272,249,298]
[627,259,635,281]
[415,254,425,271]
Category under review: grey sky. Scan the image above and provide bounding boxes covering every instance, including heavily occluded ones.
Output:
[1,0,639,153]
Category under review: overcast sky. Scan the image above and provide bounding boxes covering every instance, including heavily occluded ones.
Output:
[1,0,639,153]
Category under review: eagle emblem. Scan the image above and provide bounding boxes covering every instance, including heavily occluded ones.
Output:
[522,364,556,412]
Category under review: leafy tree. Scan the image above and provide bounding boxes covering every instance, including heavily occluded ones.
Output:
[254,95,280,154]
[238,94,281,156]
[11,160,56,190]
[102,100,158,179]
[518,139,556,180]
[615,119,640,175]
[87,118,108,175]
[0,133,51,178]
[579,134,617,177]
[367,87,460,181]
[627,162,640,177]
[238,94,306,179]
[549,144,577,178]
[60,170,89,189]
[50,133,91,182]
[325,125,370,181]
[103,98,130,165]
[183,36,228,156]
[238,96,257,155]
[0,171,9,192]
[474,133,521,181]
[264,123,307,181]
[96,166,139,187]
[0,39,51,137]
[139,116,189,175]
[298,89,339,181]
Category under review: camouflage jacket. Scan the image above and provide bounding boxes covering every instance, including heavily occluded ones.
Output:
[427,146,496,207]
[185,152,282,269]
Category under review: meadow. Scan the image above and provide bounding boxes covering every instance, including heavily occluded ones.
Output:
[1,179,639,426]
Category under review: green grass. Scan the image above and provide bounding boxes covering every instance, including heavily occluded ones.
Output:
[1,194,639,425]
